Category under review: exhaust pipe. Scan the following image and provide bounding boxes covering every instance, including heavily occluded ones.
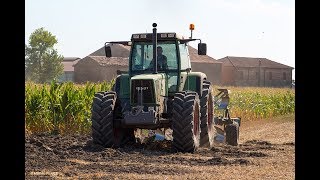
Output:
[152,23,157,74]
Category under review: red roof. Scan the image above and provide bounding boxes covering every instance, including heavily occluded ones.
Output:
[89,56,129,66]
[90,44,130,57]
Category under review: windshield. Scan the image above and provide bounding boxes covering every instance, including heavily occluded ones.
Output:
[131,41,178,71]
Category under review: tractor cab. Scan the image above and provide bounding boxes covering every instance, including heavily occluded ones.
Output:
[129,33,194,94]
[129,32,206,74]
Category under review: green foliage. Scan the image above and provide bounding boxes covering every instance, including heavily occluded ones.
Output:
[25,80,114,134]
[25,27,64,83]
[213,86,295,121]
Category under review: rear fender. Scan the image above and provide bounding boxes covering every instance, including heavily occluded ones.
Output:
[181,72,207,96]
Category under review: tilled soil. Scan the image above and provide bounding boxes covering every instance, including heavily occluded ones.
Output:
[25,115,295,179]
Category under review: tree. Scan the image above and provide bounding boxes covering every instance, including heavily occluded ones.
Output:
[25,27,64,83]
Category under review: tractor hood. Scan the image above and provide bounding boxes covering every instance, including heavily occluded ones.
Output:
[130,73,166,105]
[131,74,165,81]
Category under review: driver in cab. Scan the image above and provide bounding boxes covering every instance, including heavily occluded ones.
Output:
[148,46,168,70]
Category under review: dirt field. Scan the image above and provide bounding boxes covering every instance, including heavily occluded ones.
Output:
[25,114,295,179]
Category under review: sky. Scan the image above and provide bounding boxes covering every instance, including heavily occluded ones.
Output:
[25,0,295,79]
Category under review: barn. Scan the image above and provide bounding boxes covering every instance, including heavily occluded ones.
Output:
[218,56,294,87]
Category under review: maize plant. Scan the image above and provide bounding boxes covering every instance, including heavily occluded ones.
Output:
[25,81,294,134]
[25,80,114,134]
[212,86,295,121]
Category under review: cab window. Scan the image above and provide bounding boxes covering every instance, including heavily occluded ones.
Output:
[131,41,178,71]
[179,43,191,70]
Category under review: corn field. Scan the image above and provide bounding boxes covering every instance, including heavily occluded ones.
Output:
[213,86,295,121]
[25,80,114,134]
[25,81,295,134]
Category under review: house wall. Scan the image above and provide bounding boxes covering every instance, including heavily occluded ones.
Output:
[227,67,292,87]
[221,66,236,86]
[99,65,129,82]
[234,67,259,86]
[262,68,292,87]
[191,62,222,85]
[58,71,74,82]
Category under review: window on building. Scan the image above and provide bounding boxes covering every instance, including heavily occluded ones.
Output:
[283,72,286,80]
[269,72,272,80]
[255,72,259,79]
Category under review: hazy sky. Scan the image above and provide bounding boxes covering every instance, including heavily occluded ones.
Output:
[25,0,295,78]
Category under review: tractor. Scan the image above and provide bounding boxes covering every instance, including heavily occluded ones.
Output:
[90,23,240,153]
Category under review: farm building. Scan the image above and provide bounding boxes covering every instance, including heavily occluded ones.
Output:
[217,56,294,87]
[58,57,80,82]
[74,56,128,83]
[73,44,222,84]
[74,44,130,83]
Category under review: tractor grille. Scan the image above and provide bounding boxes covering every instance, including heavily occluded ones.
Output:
[131,80,154,104]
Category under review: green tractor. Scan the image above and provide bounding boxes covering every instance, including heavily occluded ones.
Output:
[91,23,240,153]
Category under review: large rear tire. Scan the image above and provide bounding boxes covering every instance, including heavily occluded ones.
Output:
[172,91,201,153]
[200,81,216,148]
[91,91,134,148]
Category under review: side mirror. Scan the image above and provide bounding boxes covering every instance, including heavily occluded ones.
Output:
[198,43,207,55]
[105,46,112,57]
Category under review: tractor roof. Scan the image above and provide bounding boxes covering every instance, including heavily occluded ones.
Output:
[131,32,186,41]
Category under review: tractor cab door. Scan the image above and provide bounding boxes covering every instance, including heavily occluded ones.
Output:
[179,43,191,70]
[159,42,179,94]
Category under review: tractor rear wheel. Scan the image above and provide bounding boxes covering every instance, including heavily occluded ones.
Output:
[172,91,201,153]
[225,123,239,146]
[91,91,134,148]
[200,81,216,148]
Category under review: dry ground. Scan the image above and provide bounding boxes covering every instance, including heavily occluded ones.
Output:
[25,114,295,179]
